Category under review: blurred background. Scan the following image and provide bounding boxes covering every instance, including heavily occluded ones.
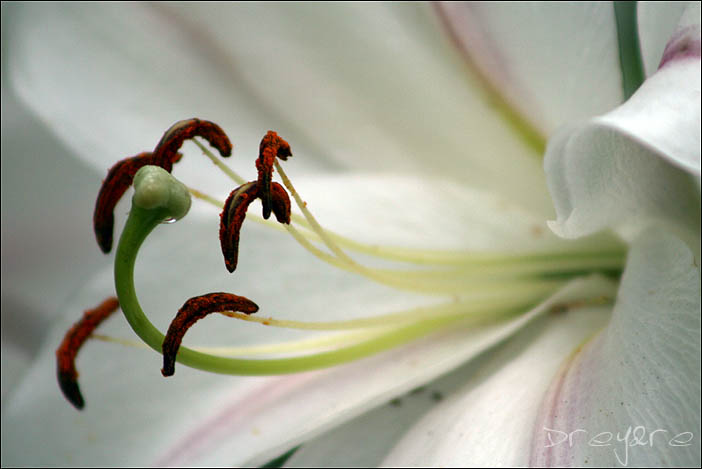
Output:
[1,3,108,404]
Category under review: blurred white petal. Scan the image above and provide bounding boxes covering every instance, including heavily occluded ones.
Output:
[1,74,109,401]
[1,243,603,466]
[1,175,583,466]
[637,2,689,76]
[2,2,699,467]
[436,2,623,135]
[8,2,554,215]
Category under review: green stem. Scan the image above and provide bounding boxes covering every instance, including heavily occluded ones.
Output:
[614,1,646,100]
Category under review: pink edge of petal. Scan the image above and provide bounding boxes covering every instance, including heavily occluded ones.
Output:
[659,25,702,69]
[529,331,604,467]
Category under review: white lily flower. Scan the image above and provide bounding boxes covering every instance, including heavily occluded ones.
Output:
[1,2,699,467]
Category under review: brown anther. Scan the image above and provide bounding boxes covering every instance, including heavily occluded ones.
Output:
[94,118,231,253]
[56,296,120,410]
[219,182,261,273]
[257,131,292,219]
[270,182,291,225]
[93,148,186,253]
[94,152,151,253]
[161,293,259,377]
[152,118,232,172]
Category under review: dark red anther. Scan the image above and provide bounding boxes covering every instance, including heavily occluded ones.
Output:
[56,296,120,410]
[219,182,261,273]
[161,293,259,376]
[219,179,291,273]
[94,152,152,253]
[257,131,292,219]
[93,151,185,253]
[94,118,232,253]
[270,182,291,225]
[152,118,232,172]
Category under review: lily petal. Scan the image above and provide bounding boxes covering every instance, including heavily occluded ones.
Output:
[1,268,616,467]
[1,174,579,466]
[283,386,450,468]
[545,7,701,254]
[7,2,554,215]
[531,229,700,467]
[5,2,316,198]
[276,280,620,468]
[435,2,624,135]
[376,279,614,467]
[380,230,700,467]
[1,87,110,401]
[637,2,689,77]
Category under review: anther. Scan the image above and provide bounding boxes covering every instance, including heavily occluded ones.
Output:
[257,131,292,219]
[56,296,120,410]
[94,152,158,253]
[152,118,232,171]
[219,180,291,273]
[269,181,291,225]
[161,293,259,376]
[219,182,261,273]
[94,119,232,253]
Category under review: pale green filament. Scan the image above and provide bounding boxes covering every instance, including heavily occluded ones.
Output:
[99,293,612,357]
[92,327,394,357]
[195,138,246,186]
[188,182,624,296]
[115,166,533,375]
[193,138,626,268]
[111,135,627,375]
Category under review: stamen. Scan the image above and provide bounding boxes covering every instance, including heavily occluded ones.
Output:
[152,118,232,172]
[257,130,292,219]
[93,152,172,253]
[192,139,626,268]
[92,327,394,357]
[99,119,626,383]
[219,181,289,272]
[194,186,623,294]
[56,296,120,410]
[275,160,357,266]
[269,182,291,224]
[93,118,231,253]
[220,182,260,273]
[193,138,245,185]
[161,293,258,377]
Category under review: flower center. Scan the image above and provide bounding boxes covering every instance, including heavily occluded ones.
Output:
[57,119,627,410]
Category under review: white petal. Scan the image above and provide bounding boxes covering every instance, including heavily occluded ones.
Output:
[637,2,689,76]
[5,2,330,196]
[0,267,615,467]
[380,278,615,467]
[531,230,700,467]
[284,277,619,468]
[291,173,575,251]
[7,2,554,215]
[283,388,446,468]
[436,2,623,135]
[0,173,606,466]
[1,76,111,400]
[658,2,702,69]
[0,341,31,406]
[545,27,700,254]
